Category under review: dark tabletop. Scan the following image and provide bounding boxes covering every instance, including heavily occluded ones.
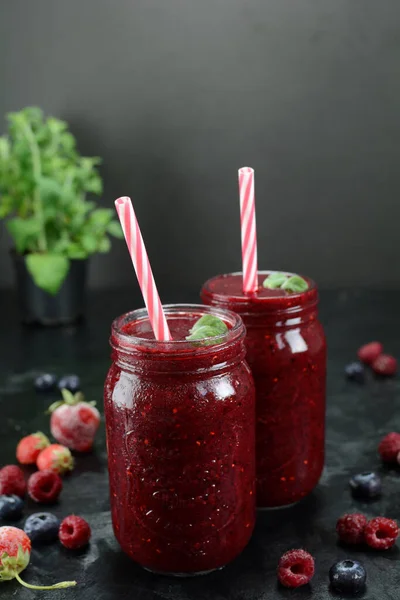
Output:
[0,288,399,600]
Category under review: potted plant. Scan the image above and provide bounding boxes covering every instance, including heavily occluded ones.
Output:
[0,107,123,325]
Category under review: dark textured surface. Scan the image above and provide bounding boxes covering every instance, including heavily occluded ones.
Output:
[0,288,399,599]
[2,0,400,290]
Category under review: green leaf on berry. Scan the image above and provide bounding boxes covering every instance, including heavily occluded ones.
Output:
[0,546,30,581]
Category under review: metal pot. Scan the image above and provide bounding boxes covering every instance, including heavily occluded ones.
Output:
[13,253,88,326]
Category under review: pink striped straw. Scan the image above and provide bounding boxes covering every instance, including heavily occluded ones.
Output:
[238,167,258,293]
[114,196,172,341]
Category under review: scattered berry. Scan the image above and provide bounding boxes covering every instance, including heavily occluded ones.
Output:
[57,374,80,394]
[36,444,74,475]
[0,525,76,589]
[345,362,365,383]
[364,517,399,550]
[34,373,57,392]
[27,470,62,504]
[378,432,400,463]
[0,466,26,498]
[49,390,100,452]
[59,515,91,550]
[336,513,367,545]
[372,354,397,377]
[24,513,60,544]
[357,341,383,365]
[277,549,315,588]
[349,472,382,499]
[0,496,24,521]
[16,432,50,465]
[329,559,366,594]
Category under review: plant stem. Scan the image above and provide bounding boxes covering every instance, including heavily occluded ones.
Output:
[15,573,77,590]
[22,120,47,252]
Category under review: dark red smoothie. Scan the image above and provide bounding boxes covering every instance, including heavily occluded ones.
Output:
[201,273,326,508]
[104,304,255,575]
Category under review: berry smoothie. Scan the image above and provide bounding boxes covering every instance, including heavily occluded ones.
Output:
[201,272,326,508]
[104,305,255,575]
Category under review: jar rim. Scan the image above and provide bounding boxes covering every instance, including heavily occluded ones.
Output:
[111,303,245,356]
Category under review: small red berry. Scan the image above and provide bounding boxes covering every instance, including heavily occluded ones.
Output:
[277,549,315,588]
[59,515,91,550]
[336,514,367,545]
[378,432,400,463]
[0,466,26,498]
[49,390,100,453]
[357,342,383,365]
[27,470,63,504]
[16,432,50,465]
[364,517,399,550]
[36,444,74,475]
[372,354,397,377]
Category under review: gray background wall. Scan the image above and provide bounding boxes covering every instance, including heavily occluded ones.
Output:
[0,0,399,295]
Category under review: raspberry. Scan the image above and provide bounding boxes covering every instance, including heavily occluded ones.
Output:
[357,342,383,364]
[27,470,63,504]
[372,354,397,376]
[59,515,91,549]
[378,432,400,463]
[336,514,367,545]
[16,432,50,465]
[277,549,315,588]
[0,466,26,498]
[364,517,399,550]
[36,444,74,475]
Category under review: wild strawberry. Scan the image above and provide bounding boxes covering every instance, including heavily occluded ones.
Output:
[16,432,50,465]
[49,390,100,452]
[0,525,75,589]
[372,354,397,376]
[0,466,26,498]
[27,470,62,504]
[357,342,383,364]
[36,444,74,475]
[59,515,91,549]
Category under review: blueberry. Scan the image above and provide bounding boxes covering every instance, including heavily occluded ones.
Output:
[24,512,60,544]
[345,362,365,383]
[350,471,382,499]
[58,374,80,393]
[0,495,24,520]
[34,373,57,392]
[329,560,366,594]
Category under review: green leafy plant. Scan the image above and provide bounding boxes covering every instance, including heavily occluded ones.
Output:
[0,107,123,294]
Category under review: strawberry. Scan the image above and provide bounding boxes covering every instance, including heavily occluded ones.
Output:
[0,526,75,589]
[0,466,26,497]
[16,432,50,465]
[49,389,100,452]
[372,354,397,377]
[357,342,383,365]
[36,444,74,475]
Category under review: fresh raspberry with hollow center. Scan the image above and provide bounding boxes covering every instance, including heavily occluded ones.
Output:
[0,465,26,497]
[357,342,383,365]
[277,549,315,588]
[378,433,400,463]
[27,469,63,504]
[336,513,367,545]
[364,517,399,550]
[59,515,91,549]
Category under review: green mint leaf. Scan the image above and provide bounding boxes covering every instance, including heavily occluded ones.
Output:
[66,243,87,259]
[262,272,288,289]
[107,220,124,239]
[98,237,111,253]
[281,275,309,293]
[6,217,42,253]
[25,254,70,295]
[81,234,99,254]
[186,325,225,344]
[190,314,228,336]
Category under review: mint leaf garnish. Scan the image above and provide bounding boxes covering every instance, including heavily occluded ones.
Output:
[281,275,308,293]
[189,314,228,336]
[262,272,287,289]
[186,315,228,344]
